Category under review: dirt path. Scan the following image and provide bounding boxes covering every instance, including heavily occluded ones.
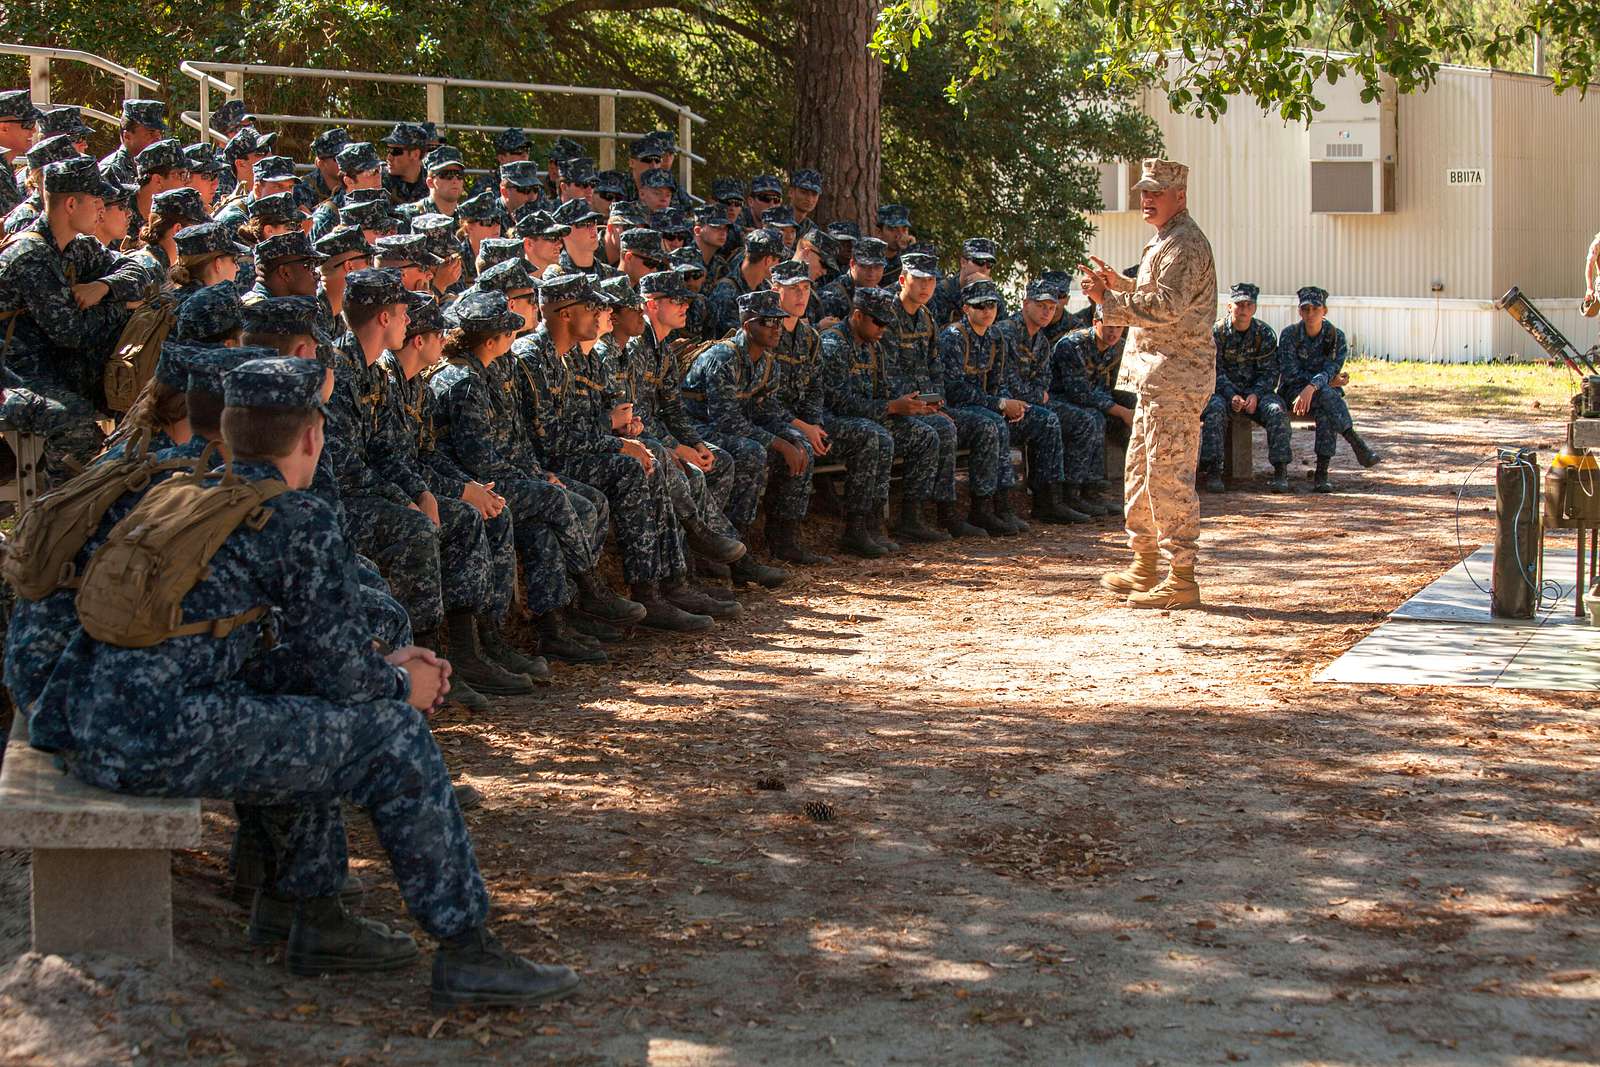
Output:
[2,408,1597,1066]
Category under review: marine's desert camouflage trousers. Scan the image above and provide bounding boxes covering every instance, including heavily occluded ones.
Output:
[1123,387,1208,569]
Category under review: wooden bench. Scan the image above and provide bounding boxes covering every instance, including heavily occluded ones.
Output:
[0,714,201,962]
[1222,413,1318,482]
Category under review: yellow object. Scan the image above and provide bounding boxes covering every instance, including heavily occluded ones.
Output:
[1551,448,1600,470]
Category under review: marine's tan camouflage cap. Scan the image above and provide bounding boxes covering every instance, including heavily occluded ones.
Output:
[1132,158,1188,192]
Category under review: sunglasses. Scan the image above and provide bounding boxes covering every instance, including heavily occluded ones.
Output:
[752,193,781,203]
[594,192,618,202]
[637,155,663,165]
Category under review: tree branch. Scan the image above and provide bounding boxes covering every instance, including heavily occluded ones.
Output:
[539,0,786,57]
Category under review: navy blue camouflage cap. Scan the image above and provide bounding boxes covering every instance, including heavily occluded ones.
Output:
[381,122,429,148]
[39,106,93,140]
[120,99,167,132]
[474,257,538,296]
[151,186,208,225]
[853,286,898,326]
[457,189,504,224]
[26,134,85,170]
[535,271,592,309]
[493,127,530,153]
[556,156,596,183]
[649,208,690,238]
[339,197,397,232]
[638,270,690,302]
[153,341,194,391]
[498,159,544,190]
[255,231,324,266]
[248,191,306,226]
[223,356,332,418]
[548,136,586,164]
[134,138,186,178]
[174,281,244,342]
[444,289,525,333]
[642,129,677,154]
[593,170,628,199]
[961,279,1002,306]
[241,295,321,336]
[183,142,227,175]
[185,345,255,396]
[798,226,841,262]
[667,246,706,275]
[100,180,137,206]
[512,209,570,240]
[343,267,408,309]
[608,201,649,227]
[769,259,811,287]
[908,240,940,258]
[423,146,465,174]
[638,168,676,191]
[313,225,374,266]
[961,237,997,263]
[598,275,643,310]
[742,227,785,261]
[899,252,938,279]
[628,138,665,162]
[1024,279,1060,303]
[223,127,276,163]
[692,204,728,227]
[1297,285,1328,308]
[1038,269,1073,298]
[749,174,783,197]
[552,196,603,227]
[710,177,745,205]
[374,233,443,268]
[404,289,445,337]
[876,203,911,228]
[418,121,446,146]
[760,205,797,228]
[43,157,104,196]
[788,168,823,193]
[310,127,351,159]
[337,141,381,176]
[174,222,248,258]
[619,227,666,259]
[251,155,297,183]
[738,289,787,321]
[411,213,460,261]
[827,220,861,242]
[0,90,43,123]
[1229,281,1260,303]
[475,238,526,272]
[208,99,251,134]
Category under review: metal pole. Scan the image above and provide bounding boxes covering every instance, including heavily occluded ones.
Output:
[598,94,616,171]
[677,109,693,196]
[27,56,49,106]
[425,81,445,127]
[1534,35,1546,77]
[197,76,210,147]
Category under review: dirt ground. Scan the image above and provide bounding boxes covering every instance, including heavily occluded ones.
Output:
[2,397,1597,1066]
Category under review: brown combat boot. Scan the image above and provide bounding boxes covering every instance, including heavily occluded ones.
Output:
[1127,563,1201,609]
[1100,551,1162,594]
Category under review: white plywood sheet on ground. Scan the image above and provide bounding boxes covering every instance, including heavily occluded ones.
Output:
[1390,547,1580,625]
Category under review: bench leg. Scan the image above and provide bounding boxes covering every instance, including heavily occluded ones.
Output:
[31,848,174,962]
[1225,415,1254,482]
[1105,436,1127,482]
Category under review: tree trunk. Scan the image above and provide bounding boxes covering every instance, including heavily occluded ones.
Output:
[790,0,882,227]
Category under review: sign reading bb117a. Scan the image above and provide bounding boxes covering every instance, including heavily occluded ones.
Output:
[1447,168,1486,187]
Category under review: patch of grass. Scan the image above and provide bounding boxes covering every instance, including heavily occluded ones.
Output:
[1347,358,1580,421]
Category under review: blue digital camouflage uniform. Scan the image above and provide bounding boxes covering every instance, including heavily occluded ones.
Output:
[1277,320,1351,459]
[0,217,148,484]
[426,356,605,615]
[930,275,1009,329]
[996,312,1103,487]
[1052,326,1131,476]
[884,299,1001,497]
[30,459,489,937]
[704,268,764,340]
[774,317,895,517]
[819,321,946,503]
[1201,317,1291,468]
[939,318,1065,492]
[818,275,859,322]
[383,171,430,211]
[510,324,681,585]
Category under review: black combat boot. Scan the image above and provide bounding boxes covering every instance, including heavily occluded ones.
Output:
[1343,429,1381,468]
[839,513,886,558]
[1032,484,1084,525]
[697,558,733,582]
[729,533,789,588]
[682,516,747,563]
[415,627,489,711]
[894,498,949,543]
[536,609,608,664]
[234,826,363,907]
[574,571,647,626]
[871,512,902,553]
[936,499,985,539]
[1055,484,1096,523]
[286,896,420,976]
[1078,482,1120,517]
[475,616,550,683]
[1268,463,1291,493]
[767,517,832,565]
[431,926,581,1010]
[1203,464,1227,493]
[992,490,1030,534]
[248,891,295,944]
[631,581,714,631]
[565,613,625,643]
[1313,456,1335,493]
[446,610,536,695]
[968,495,1011,536]
[663,576,741,619]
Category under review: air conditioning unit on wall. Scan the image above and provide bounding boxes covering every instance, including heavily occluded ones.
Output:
[1308,74,1397,214]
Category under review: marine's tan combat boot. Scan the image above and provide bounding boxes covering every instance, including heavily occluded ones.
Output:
[1127,564,1201,609]
[1100,551,1162,594]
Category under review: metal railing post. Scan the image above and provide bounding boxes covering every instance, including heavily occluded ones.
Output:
[425,81,444,127]
[598,94,616,171]
[678,109,693,196]
[224,70,244,101]
[197,75,210,142]
[28,55,49,106]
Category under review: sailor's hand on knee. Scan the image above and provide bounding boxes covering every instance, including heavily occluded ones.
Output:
[1001,398,1026,422]
[1242,395,1258,415]
[1229,395,1246,413]
[1330,371,1349,389]
[1293,385,1316,416]
[621,438,655,473]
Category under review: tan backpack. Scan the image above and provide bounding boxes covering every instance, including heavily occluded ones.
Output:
[0,433,199,601]
[102,293,178,413]
[75,466,288,648]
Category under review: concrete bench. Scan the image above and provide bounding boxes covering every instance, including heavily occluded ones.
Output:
[0,419,46,517]
[1222,413,1318,482]
[0,714,201,962]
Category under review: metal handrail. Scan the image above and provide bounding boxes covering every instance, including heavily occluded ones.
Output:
[0,43,162,93]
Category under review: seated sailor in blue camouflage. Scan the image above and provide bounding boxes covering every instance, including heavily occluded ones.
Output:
[1052,304,1134,466]
[208,99,253,142]
[496,160,551,223]
[310,141,384,240]
[758,205,798,253]
[364,289,541,698]
[467,126,530,198]
[215,154,297,231]
[554,196,617,280]
[1278,285,1380,492]
[374,232,442,292]
[513,208,571,275]
[602,200,647,268]
[298,127,352,209]
[169,222,246,307]
[313,226,374,338]
[4,134,84,236]
[380,122,432,208]
[475,237,527,277]
[617,226,669,288]
[1199,282,1291,493]
[770,259,897,558]
[339,191,400,244]
[173,280,245,344]
[455,191,505,288]
[0,158,151,485]
[650,208,691,252]
[684,289,822,565]
[635,167,678,215]
[819,286,950,544]
[397,146,468,224]
[92,179,139,252]
[126,185,208,285]
[874,203,913,288]
[554,155,597,206]
[180,142,227,211]
[690,204,733,290]
[36,354,582,1008]
[743,174,784,228]
[0,90,42,218]
[668,246,718,344]
[127,139,191,238]
[881,251,995,538]
[793,227,841,322]
[707,226,783,338]
[786,168,823,239]
[243,232,324,321]
[590,168,627,217]
[427,289,646,655]
[514,272,727,632]
[38,104,93,152]
[819,235,886,322]
[216,125,275,201]
[97,98,166,188]
[930,238,1005,327]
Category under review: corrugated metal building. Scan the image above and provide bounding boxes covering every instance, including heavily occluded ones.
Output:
[1086,64,1600,362]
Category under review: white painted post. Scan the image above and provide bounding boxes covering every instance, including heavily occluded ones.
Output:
[598,94,616,171]
[677,110,693,196]
[426,81,445,128]
[27,56,49,107]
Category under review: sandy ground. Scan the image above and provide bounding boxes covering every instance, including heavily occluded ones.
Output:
[1,405,1597,1067]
